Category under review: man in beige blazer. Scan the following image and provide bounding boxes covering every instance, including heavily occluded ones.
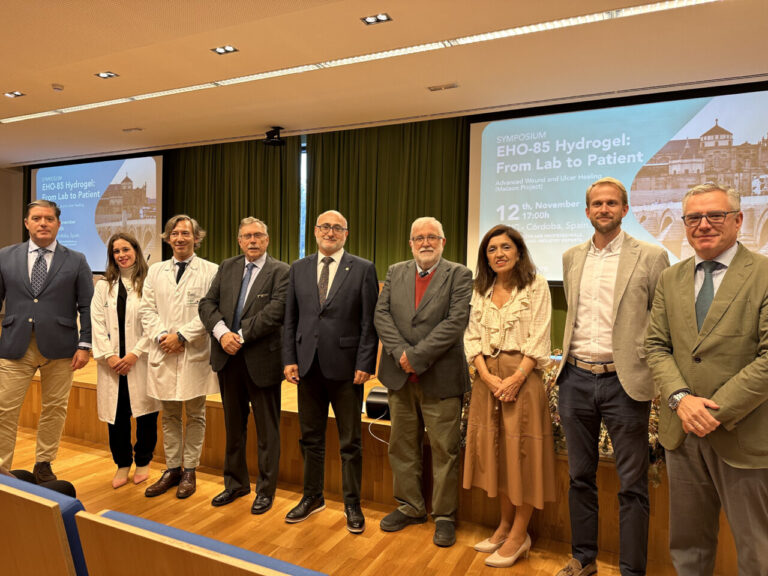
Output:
[645,183,768,576]
[556,177,669,576]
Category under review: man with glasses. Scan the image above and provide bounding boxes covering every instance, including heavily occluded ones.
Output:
[141,215,218,499]
[199,217,288,515]
[556,177,669,576]
[283,210,378,533]
[646,183,768,575]
[0,200,93,483]
[374,217,472,547]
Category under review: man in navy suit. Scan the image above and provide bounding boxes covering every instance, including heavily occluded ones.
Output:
[199,217,289,515]
[283,210,378,534]
[0,200,93,482]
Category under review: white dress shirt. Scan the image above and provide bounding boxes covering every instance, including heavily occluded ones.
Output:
[569,231,624,363]
[27,239,57,280]
[693,242,738,299]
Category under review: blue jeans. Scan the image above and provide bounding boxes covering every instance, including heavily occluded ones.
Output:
[558,362,650,576]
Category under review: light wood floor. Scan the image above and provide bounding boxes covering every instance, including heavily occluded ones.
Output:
[12,429,680,576]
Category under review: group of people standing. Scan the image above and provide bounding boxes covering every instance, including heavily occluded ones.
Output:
[0,175,766,576]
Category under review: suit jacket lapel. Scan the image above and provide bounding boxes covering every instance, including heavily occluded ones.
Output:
[695,245,752,348]
[18,242,34,296]
[612,236,640,322]
[568,241,589,310]
[230,255,246,310]
[403,262,417,315]
[323,252,352,308]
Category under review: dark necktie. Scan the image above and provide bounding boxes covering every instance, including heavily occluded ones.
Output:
[419,270,430,278]
[696,260,720,330]
[318,256,333,306]
[232,262,255,333]
[176,261,188,283]
[31,248,50,296]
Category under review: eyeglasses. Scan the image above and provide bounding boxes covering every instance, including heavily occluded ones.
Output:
[681,210,739,227]
[239,232,267,240]
[410,235,443,245]
[316,223,347,234]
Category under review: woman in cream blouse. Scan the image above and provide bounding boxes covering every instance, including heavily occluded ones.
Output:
[463,224,556,568]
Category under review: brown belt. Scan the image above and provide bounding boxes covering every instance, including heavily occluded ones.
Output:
[567,355,616,374]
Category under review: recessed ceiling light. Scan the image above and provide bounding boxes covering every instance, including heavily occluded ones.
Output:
[427,83,459,92]
[4,91,25,98]
[361,12,392,25]
[0,0,721,124]
[122,127,144,133]
[95,71,119,79]
[211,45,238,55]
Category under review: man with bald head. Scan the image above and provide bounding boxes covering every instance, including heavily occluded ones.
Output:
[283,210,378,533]
[374,216,473,548]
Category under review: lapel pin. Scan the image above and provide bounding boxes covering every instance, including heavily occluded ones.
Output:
[345,267,350,271]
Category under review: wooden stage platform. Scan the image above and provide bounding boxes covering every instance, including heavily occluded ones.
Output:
[17,360,736,574]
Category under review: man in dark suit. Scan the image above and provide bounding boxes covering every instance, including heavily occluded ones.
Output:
[374,216,473,548]
[283,210,378,534]
[0,200,93,482]
[646,183,768,575]
[199,217,288,515]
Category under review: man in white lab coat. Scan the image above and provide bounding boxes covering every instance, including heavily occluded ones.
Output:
[140,215,218,499]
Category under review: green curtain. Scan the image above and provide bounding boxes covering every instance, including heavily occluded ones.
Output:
[306,118,469,278]
[162,137,301,264]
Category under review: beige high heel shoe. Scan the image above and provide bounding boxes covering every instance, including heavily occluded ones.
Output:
[485,533,531,568]
[112,466,130,489]
[473,537,506,553]
[133,464,151,485]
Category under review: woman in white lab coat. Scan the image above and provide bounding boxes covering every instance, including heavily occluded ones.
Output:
[91,233,160,489]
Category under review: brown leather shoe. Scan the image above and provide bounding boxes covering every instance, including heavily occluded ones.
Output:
[176,469,196,499]
[144,468,182,497]
[33,462,57,483]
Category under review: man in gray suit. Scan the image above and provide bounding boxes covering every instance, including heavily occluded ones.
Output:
[199,217,289,515]
[0,200,93,482]
[556,178,669,576]
[646,183,768,575]
[375,216,473,548]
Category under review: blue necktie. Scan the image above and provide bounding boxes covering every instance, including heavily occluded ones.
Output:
[31,248,50,296]
[696,260,720,331]
[232,262,255,332]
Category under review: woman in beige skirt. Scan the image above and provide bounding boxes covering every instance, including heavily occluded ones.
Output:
[463,224,556,568]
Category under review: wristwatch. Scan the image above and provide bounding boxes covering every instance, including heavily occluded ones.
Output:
[668,390,690,411]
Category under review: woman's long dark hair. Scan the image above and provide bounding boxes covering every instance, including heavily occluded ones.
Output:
[103,232,148,297]
[474,225,537,293]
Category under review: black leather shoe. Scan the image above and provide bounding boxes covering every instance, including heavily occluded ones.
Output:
[379,509,427,532]
[344,503,365,534]
[33,462,57,483]
[285,495,325,523]
[433,520,456,547]
[251,494,273,515]
[144,468,182,497]
[211,487,250,507]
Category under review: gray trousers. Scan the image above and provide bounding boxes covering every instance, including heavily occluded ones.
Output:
[388,380,462,523]
[666,434,768,576]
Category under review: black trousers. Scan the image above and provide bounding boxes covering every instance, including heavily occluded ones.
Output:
[297,355,363,505]
[218,352,281,496]
[108,376,158,468]
[558,363,651,576]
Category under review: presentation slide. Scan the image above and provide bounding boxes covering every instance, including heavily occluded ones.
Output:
[468,89,768,281]
[31,156,163,272]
